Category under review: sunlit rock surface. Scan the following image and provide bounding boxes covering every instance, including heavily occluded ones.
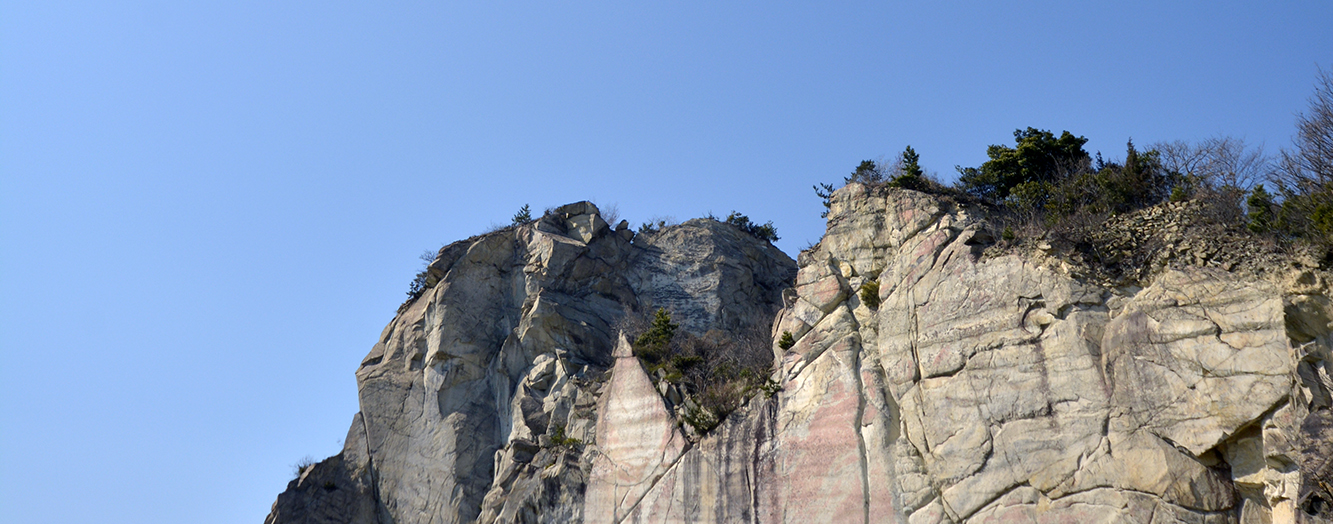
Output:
[268,190,1333,524]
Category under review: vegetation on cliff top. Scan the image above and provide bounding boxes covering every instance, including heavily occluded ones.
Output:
[817,67,1333,267]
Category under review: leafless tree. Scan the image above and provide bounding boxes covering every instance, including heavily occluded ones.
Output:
[1200,136,1269,190]
[1156,140,1211,180]
[1275,66,1333,194]
[1152,136,1269,192]
[596,202,621,227]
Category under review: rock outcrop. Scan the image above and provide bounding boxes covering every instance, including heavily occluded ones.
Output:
[265,202,795,524]
[268,189,1333,523]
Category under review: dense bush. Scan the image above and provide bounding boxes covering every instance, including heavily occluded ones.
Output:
[1247,185,1276,233]
[407,271,428,299]
[955,128,1180,219]
[632,308,678,362]
[723,212,779,242]
[859,280,880,309]
[623,308,776,434]
[549,425,583,448]
[951,127,1194,249]
[1043,140,1175,217]
[957,128,1091,202]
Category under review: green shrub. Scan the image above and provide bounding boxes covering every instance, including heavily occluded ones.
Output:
[1247,185,1276,234]
[849,159,885,184]
[633,308,677,362]
[1007,180,1054,216]
[622,310,774,436]
[814,182,836,218]
[682,404,721,434]
[406,270,428,300]
[753,378,783,398]
[403,249,440,306]
[724,212,779,242]
[550,425,583,448]
[957,127,1090,202]
[777,331,795,350]
[670,354,704,370]
[954,131,1188,254]
[860,280,880,309]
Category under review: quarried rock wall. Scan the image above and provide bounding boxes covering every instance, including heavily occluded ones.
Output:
[269,189,1333,523]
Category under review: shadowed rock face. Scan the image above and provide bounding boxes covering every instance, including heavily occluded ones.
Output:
[268,192,1333,524]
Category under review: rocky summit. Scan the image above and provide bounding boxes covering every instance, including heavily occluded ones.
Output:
[266,187,1333,524]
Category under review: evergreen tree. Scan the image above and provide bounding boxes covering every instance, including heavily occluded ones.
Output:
[813,182,836,218]
[957,127,1090,202]
[633,308,678,361]
[511,204,532,225]
[889,145,927,190]
[847,160,883,184]
[1247,185,1275,234]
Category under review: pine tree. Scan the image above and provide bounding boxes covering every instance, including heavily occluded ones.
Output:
[1247,185,1275,234]
[633,308,677,361]
[890,146,927,190]
[511,204,532,225]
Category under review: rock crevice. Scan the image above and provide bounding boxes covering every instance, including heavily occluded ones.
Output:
[269,189,1333,524]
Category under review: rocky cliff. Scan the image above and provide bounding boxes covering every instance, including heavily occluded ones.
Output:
[267,188,1333,524]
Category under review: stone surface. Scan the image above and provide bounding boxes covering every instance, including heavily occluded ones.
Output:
[267,203,793,524]
[269,189,1333,524]
[264,414,379,524]
[584,335,689,524]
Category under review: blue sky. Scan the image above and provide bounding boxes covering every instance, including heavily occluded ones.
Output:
[2,2,1329,522]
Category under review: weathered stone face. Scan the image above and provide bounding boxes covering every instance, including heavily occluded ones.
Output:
[268,190,1333,524]
[267,203,795,524]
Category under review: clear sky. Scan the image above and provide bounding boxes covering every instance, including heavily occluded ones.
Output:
[2,1,1329,522]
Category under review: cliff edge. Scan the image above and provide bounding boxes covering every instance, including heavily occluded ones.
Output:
[267,188,1333,523]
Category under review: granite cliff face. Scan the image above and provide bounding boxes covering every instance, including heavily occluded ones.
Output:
[268,189,1333,524]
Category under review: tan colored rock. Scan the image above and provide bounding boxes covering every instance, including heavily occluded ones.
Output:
[766,336,869,523]
[271,189,1333,524]
[584,335,688,524]
[1103,269,1291,456]
[795,259,848,313]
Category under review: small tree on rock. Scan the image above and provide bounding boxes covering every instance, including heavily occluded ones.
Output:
[511,204,532,225]
[633,308,678,362]
[724,212,779,242]
[889,146,927,191]
[848,160,884,184]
